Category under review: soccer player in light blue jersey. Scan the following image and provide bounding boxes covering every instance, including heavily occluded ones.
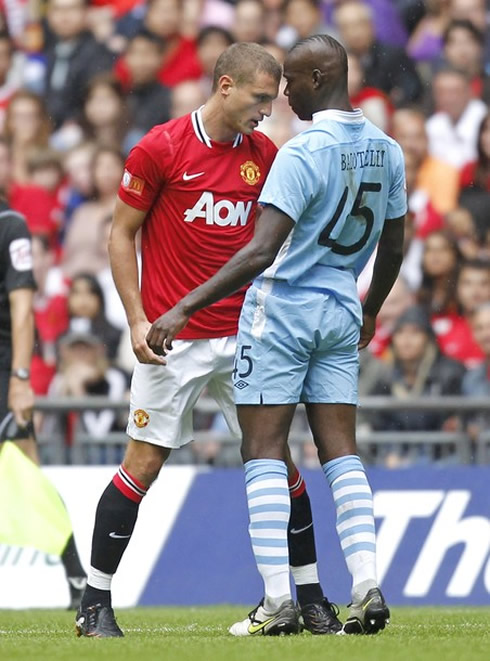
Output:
[147,34,407,637]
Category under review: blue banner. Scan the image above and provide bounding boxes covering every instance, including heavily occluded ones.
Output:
[140,467,490,606]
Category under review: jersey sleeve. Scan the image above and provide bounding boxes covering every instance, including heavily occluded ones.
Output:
[258,141,319,222]
[118,129,172,211]
[386,142,408,220]
[3,215,36,293]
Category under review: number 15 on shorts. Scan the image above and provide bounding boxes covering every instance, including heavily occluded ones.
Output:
[233,345,253,389]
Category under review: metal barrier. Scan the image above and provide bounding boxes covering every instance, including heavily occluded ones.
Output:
[34,395,490,466]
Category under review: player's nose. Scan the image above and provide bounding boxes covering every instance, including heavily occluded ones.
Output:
[261,100,273,118]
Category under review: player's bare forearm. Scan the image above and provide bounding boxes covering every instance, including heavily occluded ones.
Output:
[110,198,166,364]
[360,216,404,349]
[109,199,146,326]
[146,206,294,354]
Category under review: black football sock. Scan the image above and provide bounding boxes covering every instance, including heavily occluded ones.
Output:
[82,466,148,609]
[288,468,324,607]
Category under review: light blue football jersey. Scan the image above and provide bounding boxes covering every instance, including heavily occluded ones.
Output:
[257,108,407,323]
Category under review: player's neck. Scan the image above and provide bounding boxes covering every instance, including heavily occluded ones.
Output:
[201,100,239,144]
[314,92,353,115]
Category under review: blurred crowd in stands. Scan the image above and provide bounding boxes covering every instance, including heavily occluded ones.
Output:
[2,0,490,466]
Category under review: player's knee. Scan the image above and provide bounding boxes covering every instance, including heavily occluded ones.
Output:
[123,441,170,486]
[241,436,286,462]
[314,437,357,464]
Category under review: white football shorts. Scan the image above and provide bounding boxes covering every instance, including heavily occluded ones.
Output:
[127,336,241,448]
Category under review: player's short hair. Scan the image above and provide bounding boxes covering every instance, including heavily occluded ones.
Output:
[212,42,282,91]
[291,33,347,72]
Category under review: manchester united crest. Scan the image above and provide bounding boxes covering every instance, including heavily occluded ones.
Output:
[240,161,261,186]
[133,409,150,428]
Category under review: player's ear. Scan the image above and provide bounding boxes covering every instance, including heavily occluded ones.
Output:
[312,69,323,89]
[218,74,234,97]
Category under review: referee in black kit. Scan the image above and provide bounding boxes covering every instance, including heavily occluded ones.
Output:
[0,201,87,609]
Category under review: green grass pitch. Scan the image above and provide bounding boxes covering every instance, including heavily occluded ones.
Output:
[1,606,490,661]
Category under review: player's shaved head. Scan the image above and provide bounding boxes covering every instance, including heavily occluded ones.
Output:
[212,42,282,91]
[283,34,351,119]
[288,34,348,91]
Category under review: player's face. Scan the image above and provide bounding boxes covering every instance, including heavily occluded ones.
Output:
[283,56,314,121]
[226,71,279,135]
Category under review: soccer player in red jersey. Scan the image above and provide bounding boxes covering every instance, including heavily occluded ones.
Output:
[76,43,341,638]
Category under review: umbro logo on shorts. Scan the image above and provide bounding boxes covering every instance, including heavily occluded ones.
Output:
[234,380,249,389]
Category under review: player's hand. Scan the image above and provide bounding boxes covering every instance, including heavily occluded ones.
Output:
[146,304,190,356]
[131,319,167,365]
[359,313,376,350]
[8,377,34,428]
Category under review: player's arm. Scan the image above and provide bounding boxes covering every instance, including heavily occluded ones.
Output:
[8,287,35,427]
[146,205,294,354]
[109,197,165,365]
[359,215,405,350]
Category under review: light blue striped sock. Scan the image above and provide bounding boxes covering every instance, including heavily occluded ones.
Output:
[323,455,377,602]
[245,459,291,606]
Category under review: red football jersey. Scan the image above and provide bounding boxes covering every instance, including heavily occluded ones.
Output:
[118,108,278,339]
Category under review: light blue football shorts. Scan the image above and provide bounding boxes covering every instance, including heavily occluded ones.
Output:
[233,281,360,405]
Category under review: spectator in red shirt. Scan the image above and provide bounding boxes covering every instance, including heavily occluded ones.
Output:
[9,149,65,250]
[4,89,52,185]
[433,259,490,367]
[347,51,393,132]
[114,0,202,89]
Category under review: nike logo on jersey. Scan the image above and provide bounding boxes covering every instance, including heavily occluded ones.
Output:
[109,532,131,539]
[289,523,313,535]
[183,171,205,181]
[248,616,276,635]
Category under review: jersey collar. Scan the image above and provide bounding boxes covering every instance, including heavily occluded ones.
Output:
[191,106,243,148]
[312,108,364,124]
